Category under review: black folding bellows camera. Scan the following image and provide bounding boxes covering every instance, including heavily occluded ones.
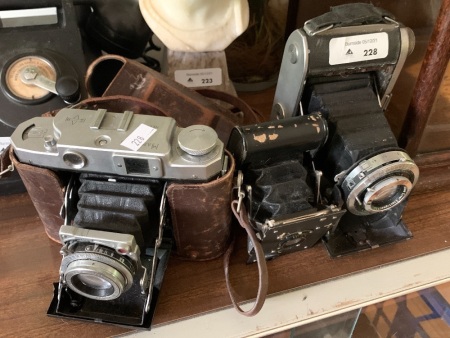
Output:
[53,173,170,328]
[229,3,419,260]
[228,113,346,262]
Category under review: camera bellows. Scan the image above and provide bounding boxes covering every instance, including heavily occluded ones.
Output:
[74,174,160,248]
[248,161,314,221]
[308,76,398,176]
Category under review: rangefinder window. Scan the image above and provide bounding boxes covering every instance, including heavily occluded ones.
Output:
[124,157,150,175]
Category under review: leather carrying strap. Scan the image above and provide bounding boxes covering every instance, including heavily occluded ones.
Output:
[196,88,263,124]
[224,201,268,316]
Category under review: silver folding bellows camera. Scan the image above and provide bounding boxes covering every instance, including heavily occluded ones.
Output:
[11,107,225,327]
[229,3,419,261]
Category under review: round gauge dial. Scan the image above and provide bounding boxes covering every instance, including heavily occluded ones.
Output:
[4,55,57,103]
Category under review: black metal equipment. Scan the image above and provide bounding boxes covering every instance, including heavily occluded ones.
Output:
[47,173,171,329]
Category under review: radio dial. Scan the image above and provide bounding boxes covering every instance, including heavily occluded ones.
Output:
[4,55,57,104]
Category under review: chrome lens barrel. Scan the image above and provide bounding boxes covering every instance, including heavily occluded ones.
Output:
[61,242,136,301]
[340,150,419,216]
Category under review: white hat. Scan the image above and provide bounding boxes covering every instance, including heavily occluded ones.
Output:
[139,0,249,52]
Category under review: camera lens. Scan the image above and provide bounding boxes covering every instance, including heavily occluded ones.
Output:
[371,185,399,203]
[61,243,135,301]
[66,262,121,299]
[342,151,419,216]
[77,274,113,290]
[363,176,411,212]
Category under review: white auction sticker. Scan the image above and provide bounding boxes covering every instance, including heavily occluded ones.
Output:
[329,32,389,65]
[174,68,222,88]
[0,137,11,154]
[120,124,157,151]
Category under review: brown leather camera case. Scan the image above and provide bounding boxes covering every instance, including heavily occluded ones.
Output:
[8,55,261,260]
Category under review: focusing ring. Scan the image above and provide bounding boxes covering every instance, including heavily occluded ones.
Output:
[341,150,419,215]
[61,242,136,301]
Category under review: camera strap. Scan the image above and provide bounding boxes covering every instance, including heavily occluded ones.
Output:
[225,200,268,317]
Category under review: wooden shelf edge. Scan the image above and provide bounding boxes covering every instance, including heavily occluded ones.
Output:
[413,150,450,194]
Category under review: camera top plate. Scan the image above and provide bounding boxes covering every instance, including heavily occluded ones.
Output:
[271,3,414,119]
[11,108,224,181]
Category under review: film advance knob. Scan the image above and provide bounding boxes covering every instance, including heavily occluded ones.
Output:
[178,125,218,156]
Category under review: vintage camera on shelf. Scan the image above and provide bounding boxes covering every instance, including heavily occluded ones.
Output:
[11,107,226,328]
[0,0,151,194]
[270,3,419,257]
[227,113,346,262]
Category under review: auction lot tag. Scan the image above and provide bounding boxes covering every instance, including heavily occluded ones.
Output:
[174,68,222,88]
[329,32,389,65]
[121,124,157,151]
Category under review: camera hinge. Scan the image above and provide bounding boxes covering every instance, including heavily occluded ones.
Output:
[144,182,168,313]
[312,162,323,206]
[234,171,246,213]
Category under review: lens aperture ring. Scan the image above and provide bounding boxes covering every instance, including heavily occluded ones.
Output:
[61,242,137,301]
[340,150,419,215]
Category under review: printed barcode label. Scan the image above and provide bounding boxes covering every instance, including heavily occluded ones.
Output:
[174,68,222,88]
[329,32,389,65]
[120,124,156,151]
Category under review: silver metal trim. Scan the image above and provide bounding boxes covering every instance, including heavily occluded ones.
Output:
[263,205,342,229]
[59,225,141,262]
[145,182,168,313]
[381,27,414,109]
[270,29,309,119]
[64,259,127,301]
[117,110,134,132]
[341,151,419,215]
[90,109,107,130]
[304,23,334,36]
